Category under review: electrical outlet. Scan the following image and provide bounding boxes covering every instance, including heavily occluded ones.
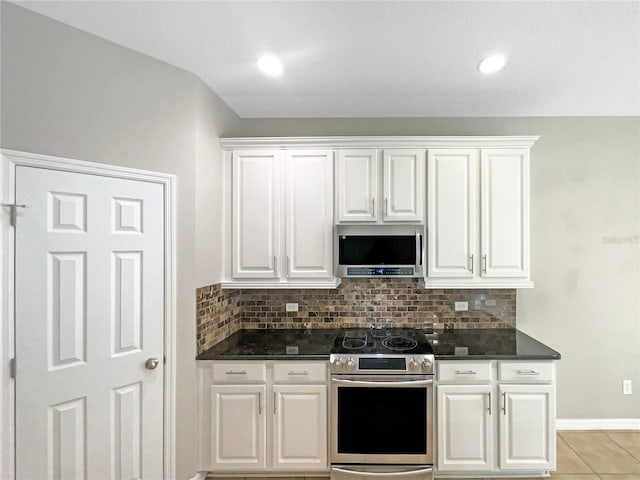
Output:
[285,303,299,312]
[623,380,632,395]
[454,301,468,311]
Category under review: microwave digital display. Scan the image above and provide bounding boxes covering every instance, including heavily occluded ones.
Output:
[339,235,419,265]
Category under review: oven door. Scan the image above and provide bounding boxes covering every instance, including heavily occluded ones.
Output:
[331,375,433,464]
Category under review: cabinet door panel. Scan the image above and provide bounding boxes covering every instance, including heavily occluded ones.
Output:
[480,149,529,278]
[337,149,378,222]
[427,149,478,278]
[383,149,424,222]
[437,385,495,471]
[273,385,328,470]
[211,384,266,470]
[232,150,280,278]
[499,384,555,470]
[286,151,334,278]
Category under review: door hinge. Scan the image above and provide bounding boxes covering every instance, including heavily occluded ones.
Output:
[2,204,26,227]
[9,358,16,379]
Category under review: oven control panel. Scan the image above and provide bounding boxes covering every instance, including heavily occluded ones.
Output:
[330,354,434,374]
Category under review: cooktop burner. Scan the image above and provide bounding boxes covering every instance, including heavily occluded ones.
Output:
[381,335,418,351]
[331,328,433,355]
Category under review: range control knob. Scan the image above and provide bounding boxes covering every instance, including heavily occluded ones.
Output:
[408,358,420,372]
[346,358,356,370]
[421,359,433,372]
[332,357,344,369]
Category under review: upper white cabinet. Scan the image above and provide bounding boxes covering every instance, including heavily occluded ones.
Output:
[227,148,338,288]
[337,149,378,222]
[336,148,424,223]
[427,149,478,278]
[426,147,532,288]
[232,150,280,279]
[383,149,424,222]
[480,149,530,279]
[286,151,334,279]
[221,136,537,289]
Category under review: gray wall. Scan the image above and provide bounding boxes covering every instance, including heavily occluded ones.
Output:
[229,117,640,420]
[1,4,240,478]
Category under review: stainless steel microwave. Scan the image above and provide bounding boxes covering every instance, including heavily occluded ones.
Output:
[336,228,424,278]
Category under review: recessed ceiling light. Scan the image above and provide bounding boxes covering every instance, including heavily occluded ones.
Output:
[257,55,283,76]
[477,54,507,74]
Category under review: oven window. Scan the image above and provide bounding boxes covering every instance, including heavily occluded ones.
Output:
[337,386,427,454]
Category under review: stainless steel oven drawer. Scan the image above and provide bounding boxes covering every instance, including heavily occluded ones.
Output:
[331,465,432,480]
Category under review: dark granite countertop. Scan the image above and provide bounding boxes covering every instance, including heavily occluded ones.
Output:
[196,329,343,360]
[430,329,561,360]
[196,328,560,361]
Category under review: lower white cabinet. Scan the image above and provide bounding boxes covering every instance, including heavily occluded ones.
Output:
[499,384,555,470]
[437,385,494,471]
[211,384,267,470]
[200,360,329,473]
[272,384,328,470]
[436,360,556,476]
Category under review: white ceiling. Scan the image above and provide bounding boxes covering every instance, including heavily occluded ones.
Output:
[14,1,640,118]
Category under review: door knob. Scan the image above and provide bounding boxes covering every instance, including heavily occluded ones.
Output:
[145,357,159,370]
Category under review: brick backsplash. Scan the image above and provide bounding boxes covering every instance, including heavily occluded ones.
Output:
[196,279,516,354]
[196,284,242,354]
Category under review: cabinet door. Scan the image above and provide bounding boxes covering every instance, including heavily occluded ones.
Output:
[437,385,495,471]
[480,149,529,278]
[499,384,555,471]
[337,149,378,222]
[427,149,478,278]
[211,384,266,470]
[285,151,334,278]
[272,385,328,470]
[232,150,280,278]
[383,149,424,222]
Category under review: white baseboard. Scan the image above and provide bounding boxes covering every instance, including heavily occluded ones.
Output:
[557,418,640,430]
[188,472,207,480]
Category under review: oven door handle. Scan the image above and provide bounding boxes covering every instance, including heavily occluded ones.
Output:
[332,378,433,387]
[332,467,433,477]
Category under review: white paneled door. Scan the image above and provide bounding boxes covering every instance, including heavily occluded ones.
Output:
[15,166,165,480]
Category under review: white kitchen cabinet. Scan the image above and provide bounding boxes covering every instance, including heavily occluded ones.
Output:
[231,150,280,279]
[425,147,531,288]
[337,149,378,222]
[200,360,329,474]
[437,384,495,471]
[499,384,555,471]
[227,149,338,288]
[383,149,424,222]
[210,384,267,470]
[427,149,478,278]
[336,148,424,223]
[272,385,328,470]
[480,149,530,278]
[436,360,556,476]
[285,150,334,279]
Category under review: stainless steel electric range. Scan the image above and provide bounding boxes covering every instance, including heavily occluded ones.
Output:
[330,328,435,480]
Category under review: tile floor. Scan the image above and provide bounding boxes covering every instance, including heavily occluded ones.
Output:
[207,431,640,480]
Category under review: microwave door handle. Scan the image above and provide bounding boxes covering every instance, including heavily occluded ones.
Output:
[415,231,422,269]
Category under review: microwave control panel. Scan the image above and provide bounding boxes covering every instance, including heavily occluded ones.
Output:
[347,267,414,276]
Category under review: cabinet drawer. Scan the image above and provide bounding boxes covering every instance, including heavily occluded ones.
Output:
[273,361,327,383]
[437,361,493,383]
[212,361,266,383]
[498,361,554,382]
